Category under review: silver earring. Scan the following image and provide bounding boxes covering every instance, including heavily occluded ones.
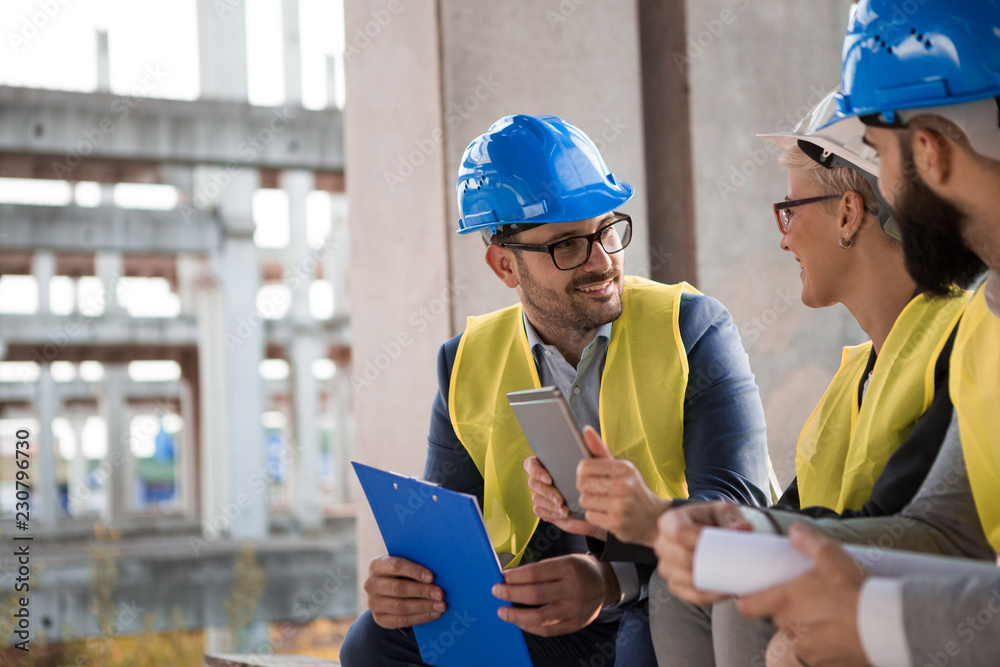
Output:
[839,236,854,249]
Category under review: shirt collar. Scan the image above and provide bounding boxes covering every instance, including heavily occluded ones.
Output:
[522,310,613,356]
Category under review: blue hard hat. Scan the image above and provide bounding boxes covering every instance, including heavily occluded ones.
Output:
[824,0,1000,127]
[456,114,634,235]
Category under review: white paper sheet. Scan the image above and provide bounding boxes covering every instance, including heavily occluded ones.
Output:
[692,527,1000,596]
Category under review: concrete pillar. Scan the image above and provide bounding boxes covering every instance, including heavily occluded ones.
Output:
[326,194,349,318]
[197,0,249,101]
[95,251,123,316]
[67,278,78,314]
[33,251,54,315]
[101,183,115,207]
[284,170,313,323]
[33,364,60,528]
[219,171,268,540]
[284,168,322,530]
[194,273,229,532]
[290,337,322,528]
[344,0,652,603]
[331,368,352,504]
[638,0,697,285]
[282,0,303,105]
[96,29,110,93]
[176,254,199,316]
[100,364,130,524]
[178,373,198,517]
[326,54,338,109]
[68,412,89,518]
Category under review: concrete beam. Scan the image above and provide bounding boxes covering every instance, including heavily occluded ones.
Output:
[0,315,348,360]
[0,379,182,403]
[0,314,200,349]
[0,204,220,254]
[0,86,344,172]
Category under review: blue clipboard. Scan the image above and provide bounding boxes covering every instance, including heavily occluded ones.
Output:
[353,462,532,667]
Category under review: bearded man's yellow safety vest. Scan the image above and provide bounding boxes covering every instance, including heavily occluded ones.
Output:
[951,285,1000,552]
[796,292,968,512]
[449,276,693,568]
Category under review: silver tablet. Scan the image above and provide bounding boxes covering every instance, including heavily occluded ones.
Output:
[507,386,591,519]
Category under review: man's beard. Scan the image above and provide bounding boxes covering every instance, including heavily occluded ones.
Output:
[894,141,985,296]
[516,262,623,336]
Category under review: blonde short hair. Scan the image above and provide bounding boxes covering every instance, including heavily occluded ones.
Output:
[778,145,881,221]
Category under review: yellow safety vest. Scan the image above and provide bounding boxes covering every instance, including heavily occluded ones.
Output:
[951,285,1000,552]
[797,292,968,512]
[449,276,693,568]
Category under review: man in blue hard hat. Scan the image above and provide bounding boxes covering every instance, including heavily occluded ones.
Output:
[339,114,771,665]
[653,1,1000,665]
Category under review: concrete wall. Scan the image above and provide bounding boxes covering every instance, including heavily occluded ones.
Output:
[682,0,864,482]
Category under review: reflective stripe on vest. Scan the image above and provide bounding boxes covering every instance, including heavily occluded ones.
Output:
[797,292,968,512]
[449,276,692,568]
[951,286,1000,552]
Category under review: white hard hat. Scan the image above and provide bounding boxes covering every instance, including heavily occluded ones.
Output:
[760,88,900,240]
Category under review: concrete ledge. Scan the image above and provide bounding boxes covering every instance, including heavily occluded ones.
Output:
[0,86,343,171]
[0,203,220,254]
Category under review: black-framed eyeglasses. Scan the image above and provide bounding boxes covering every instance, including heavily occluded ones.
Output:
[773,194,877,234]
[496,213,632,270]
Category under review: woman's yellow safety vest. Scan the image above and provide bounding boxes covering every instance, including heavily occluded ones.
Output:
[951,285,1000,552]
[796,292,968,512]
[449,276,693,568]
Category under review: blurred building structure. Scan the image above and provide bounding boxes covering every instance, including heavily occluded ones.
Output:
[0,0,356,645]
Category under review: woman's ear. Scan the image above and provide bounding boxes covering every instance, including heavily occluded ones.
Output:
[839,190,866,239]
[485,244,520,288]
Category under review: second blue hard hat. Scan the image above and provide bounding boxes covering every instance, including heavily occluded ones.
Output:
[456,114,634,236]
[826,0,1000,125]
